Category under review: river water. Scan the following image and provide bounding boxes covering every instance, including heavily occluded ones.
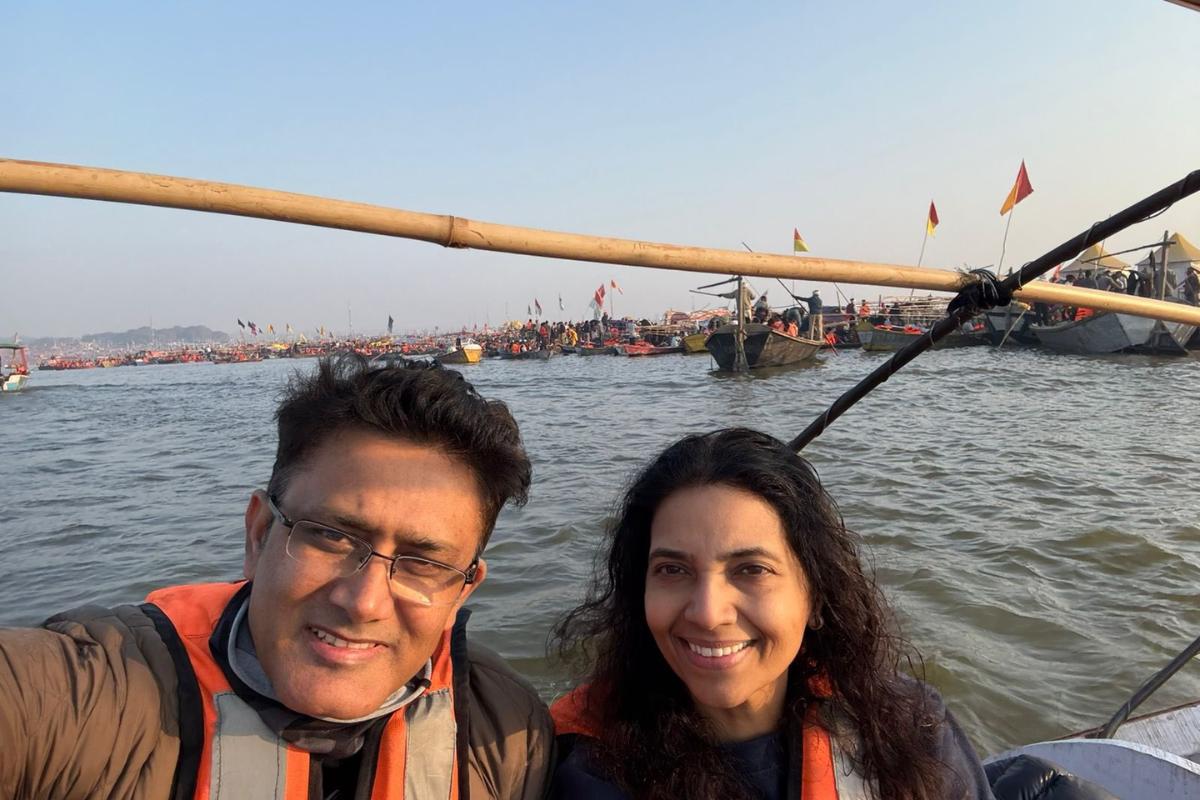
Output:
[3,347,1198,755]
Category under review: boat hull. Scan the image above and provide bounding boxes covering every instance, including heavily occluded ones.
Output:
[498,349,556,360]
[856,319,988,352]
[2,373,29,392]
[1031,311,1190,355]
[681,332,709,353]
[575,345,616,356]
[705,324,822,370]
[983,305,1039,347]
[436,346,482,365]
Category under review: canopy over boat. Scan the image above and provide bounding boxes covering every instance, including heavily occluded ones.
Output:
[1133,232,1200,284]
[1061,244,1130,277]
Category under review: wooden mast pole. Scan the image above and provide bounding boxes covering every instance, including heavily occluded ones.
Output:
[3,159,1200,326]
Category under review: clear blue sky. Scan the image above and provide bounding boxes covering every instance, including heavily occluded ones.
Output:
[2,1,1197,337]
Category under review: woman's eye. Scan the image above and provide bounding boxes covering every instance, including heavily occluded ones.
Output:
[653,563,687,577]
[735,563,771,577]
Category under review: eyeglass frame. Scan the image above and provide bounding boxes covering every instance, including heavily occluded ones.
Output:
[265,493,480,597]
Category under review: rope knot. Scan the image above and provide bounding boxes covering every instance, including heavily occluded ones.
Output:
[947,268,1013,316]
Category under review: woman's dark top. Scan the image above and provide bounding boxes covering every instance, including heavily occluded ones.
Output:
[549,686,997,799]
[551,730,788,800]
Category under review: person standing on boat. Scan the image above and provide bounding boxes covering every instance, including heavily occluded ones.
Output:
[1185,267,1200,306]
[754,293,771,324]
[549,429,994,800]
[0,356,553,800]
[800,290,823,339]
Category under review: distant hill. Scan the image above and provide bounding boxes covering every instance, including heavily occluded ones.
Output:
[22,325,232,349]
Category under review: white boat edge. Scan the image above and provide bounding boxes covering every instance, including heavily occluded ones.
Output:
[985,738,1200,799]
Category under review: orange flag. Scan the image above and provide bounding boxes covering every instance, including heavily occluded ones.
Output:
[926,201,939,237]
[1000,161,1034,216]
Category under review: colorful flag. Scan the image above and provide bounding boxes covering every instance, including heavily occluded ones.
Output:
[236,319,245,329]
[793,228,809,253]
[387,315,394,334]
[593,284,606,307]
[535,298,543,315]
[1000,160,1034,216]
[267,323,275,334]
[610,279,624,294]
[248,322,259,335]
[926,202,939,237]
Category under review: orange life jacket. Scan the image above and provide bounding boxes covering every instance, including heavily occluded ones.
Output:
[146,582,460,800]
[550,685,870,799]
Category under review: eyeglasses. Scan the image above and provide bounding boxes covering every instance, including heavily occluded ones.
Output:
[266,494,478,607]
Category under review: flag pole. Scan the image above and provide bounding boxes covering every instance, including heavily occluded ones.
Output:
[910,218,931,298]
[997,206,1016,276]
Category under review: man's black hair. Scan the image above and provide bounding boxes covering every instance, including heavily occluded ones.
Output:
[268,354,530,547]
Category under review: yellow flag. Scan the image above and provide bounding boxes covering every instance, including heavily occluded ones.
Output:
[793,228,809,253]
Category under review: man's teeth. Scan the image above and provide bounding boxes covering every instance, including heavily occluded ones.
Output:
[687,641,751,658]
[311,627,375,650]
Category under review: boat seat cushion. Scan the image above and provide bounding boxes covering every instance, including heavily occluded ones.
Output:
[985,754,1119,800]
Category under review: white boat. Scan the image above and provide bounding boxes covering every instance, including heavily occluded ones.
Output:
[985,631,1200,799]
[986,702,1200,798]
[1,342,30,392]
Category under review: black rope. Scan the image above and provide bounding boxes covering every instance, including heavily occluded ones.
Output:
[789,168,1200,452]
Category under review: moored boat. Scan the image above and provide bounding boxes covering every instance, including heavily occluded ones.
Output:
[1,342,30,392]
[681,331,709,353]
[616,341,682,357]
[575,344,617,356]
[704,323,822,370]
[435,340,483,365]
[1030,310,1192,355]
[856,319,989,351]
[498,347,557,360]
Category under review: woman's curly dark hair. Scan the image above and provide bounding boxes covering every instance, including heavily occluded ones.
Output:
[554,428,948,800]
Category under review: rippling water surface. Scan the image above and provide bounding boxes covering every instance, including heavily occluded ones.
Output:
[3,348,1198,754]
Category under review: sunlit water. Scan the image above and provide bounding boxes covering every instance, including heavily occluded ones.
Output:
[3,347,1198,754]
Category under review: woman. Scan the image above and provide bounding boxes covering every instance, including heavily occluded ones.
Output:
[550,428,993,800]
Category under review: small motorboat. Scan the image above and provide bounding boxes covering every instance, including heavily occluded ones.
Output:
[1,342,30,392]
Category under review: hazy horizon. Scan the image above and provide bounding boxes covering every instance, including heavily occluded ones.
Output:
[4,1,1198,339]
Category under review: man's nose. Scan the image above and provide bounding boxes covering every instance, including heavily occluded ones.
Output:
[327,555,394,622]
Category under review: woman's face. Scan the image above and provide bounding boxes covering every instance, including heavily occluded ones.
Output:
[644,484,813,733]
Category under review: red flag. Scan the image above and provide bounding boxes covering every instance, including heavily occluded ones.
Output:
[1000,161,1034,216]
[594,283,606,307]
[610,279,624,294]
[926,201,939,237]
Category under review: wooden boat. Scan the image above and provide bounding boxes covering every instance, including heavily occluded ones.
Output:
[1030,310,1194,355]
[1,342,30,392]
[435,341,483,365]
[616,341,682,357]
[681,331,709,353]
[498,347,556,360]
[575,344,617,356]
[704,323,822,370]
[856,319,989,352]
[983,304,1039,347]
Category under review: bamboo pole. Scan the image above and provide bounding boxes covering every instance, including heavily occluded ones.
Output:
[3,158,1200,326]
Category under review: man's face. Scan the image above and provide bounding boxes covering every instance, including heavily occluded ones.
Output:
[243,429,487,720]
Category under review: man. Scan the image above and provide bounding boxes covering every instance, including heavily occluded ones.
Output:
[800,289,823,339]
[1186,266,1200,306]
[752,292,770,323]
[0,356,553,799]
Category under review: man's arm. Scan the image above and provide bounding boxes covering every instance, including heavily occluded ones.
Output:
[0,605,180,800]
